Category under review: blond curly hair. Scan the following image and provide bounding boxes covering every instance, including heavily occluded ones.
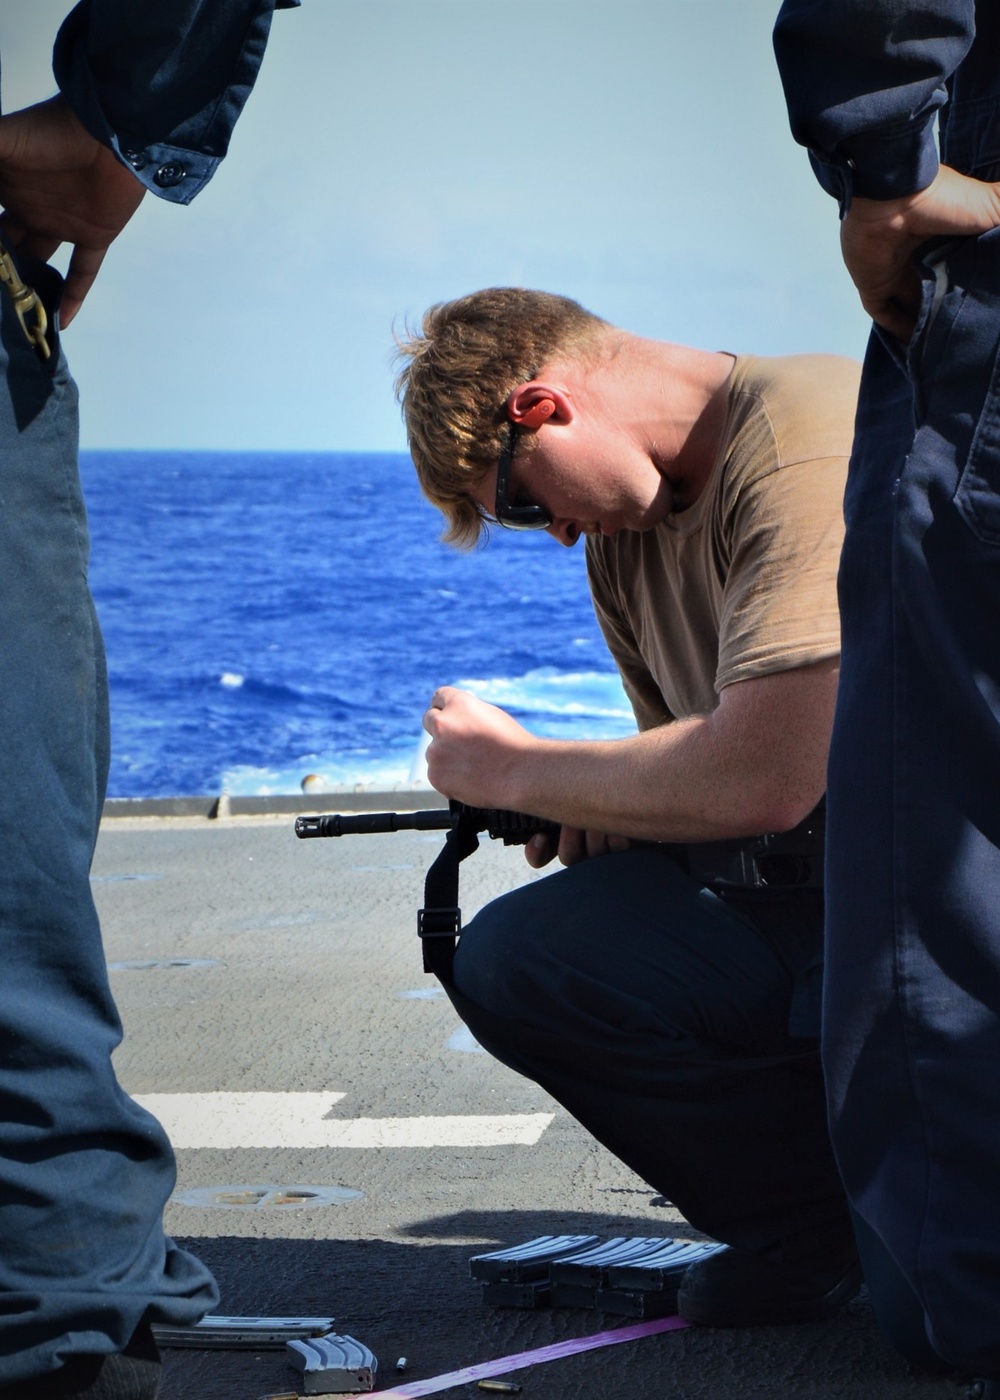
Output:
[395,288,608,547]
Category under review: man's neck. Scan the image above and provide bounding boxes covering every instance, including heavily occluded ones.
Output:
[541,332,737,515]
[640,339,736,508]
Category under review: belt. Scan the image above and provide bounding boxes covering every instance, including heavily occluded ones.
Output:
[667,799,825,893]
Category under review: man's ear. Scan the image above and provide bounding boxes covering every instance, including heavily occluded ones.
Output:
[507,383,573,429]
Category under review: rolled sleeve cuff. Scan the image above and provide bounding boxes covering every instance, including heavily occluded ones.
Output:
[53,0,299,205]
[841,115,941,199]
[808,114,941,214]
[56,55,216,204]
[116,141,216,204]
[807,151,856,209]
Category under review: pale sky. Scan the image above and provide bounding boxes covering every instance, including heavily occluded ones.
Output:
[5,1,869,451]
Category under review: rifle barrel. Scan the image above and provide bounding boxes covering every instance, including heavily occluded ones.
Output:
[295,810,456,839]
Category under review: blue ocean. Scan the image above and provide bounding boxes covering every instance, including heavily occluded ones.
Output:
[80,452,635,799]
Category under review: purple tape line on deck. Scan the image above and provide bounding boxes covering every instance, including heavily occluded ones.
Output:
[378,1315,690,1398]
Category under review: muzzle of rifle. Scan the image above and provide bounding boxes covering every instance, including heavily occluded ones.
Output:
[295,810,456,838]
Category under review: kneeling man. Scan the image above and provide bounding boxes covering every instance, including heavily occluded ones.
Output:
[395,288,859,1327]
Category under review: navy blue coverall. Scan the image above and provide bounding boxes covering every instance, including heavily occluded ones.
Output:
[774,0,1000,1377]
[0,1,292,1383]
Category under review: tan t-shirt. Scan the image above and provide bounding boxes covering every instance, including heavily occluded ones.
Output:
[586,353,860,729]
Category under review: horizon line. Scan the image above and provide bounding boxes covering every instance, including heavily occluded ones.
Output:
[80,445,412,457]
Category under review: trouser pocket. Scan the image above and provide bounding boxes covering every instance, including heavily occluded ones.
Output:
[954,332,1000,544]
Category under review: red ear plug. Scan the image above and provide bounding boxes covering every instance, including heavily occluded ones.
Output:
[520,399,556,429]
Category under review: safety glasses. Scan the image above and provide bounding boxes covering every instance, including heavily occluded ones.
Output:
[493,422,553,531]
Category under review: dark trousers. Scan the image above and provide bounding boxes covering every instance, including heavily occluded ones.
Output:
[826,226,1000,1376]
[448,845,851,1259]
[0,256,217,1383]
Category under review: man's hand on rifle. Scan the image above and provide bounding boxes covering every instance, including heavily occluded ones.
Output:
[423,686,629,868]
[423,686,532,808]
[524,824,631,870]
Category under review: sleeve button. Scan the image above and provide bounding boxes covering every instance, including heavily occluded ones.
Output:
[153,163,188,188]
[123,149,148,171]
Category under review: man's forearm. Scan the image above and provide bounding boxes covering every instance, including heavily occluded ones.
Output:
[505,715,819,844]
[424,664,836,845]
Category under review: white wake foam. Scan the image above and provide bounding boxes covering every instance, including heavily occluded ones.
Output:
[219,667,634,796]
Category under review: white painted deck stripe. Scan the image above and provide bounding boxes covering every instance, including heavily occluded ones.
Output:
[133,1093,553,1149]
[134,1093,347,1149]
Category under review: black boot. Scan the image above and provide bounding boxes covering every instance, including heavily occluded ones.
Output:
[677,1242,862,1326]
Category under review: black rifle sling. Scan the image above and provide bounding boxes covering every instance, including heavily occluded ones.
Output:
[417,805,480,980]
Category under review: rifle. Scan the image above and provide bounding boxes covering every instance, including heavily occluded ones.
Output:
[295,801,559,980]
[295,798,826,979]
